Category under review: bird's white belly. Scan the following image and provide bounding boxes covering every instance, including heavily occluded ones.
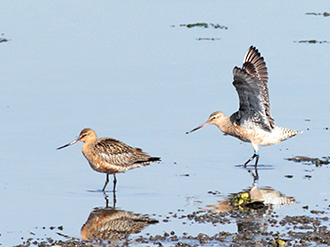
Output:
[233,127,281,146]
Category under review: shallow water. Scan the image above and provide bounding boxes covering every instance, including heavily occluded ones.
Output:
[0,1,329,246]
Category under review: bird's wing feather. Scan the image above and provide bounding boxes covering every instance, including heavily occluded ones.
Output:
[232,67,270,130]
[232,46,274,130]
[93,138,151,166]
[243,46,274,127]
[243,46,268,83]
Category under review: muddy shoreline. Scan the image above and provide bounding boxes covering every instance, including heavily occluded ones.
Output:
[14,205,329,247]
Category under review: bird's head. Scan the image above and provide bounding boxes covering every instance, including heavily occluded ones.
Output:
[186,111,226,134]
[57,128,97,150]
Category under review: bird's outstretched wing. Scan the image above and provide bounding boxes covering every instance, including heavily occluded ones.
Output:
[231,46,274,131]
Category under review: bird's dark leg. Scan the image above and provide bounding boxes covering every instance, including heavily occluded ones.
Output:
[102,174,109,191]
[112,190,117,208]
[248,162,259,183]
[253,154,259,182]
[113,174,117,207]
[113,174,117,192]
[254,154,259,168]
[243,152,259,167]
[104,191,110,208]
[102,175,117,208]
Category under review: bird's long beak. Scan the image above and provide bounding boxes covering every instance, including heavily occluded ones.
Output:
[57,138,80,150]
[186,122,211,134]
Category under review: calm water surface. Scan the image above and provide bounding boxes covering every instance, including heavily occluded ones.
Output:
[0,1,329,246]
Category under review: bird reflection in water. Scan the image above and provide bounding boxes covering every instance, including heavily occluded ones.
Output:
[207,170,295,233]
[210,183,295,213]
[81,194,158,244]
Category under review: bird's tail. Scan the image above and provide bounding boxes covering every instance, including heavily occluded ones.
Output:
[134,157,161,164]
[279,127,302,142]
[147,157,161,162]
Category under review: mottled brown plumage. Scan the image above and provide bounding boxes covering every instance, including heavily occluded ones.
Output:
[187,46,301,168]
[57,128,160,191]
[81,208,158,242]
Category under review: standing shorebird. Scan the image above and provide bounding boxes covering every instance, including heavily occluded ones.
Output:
[186,46,301,167]
[57,128,160,192]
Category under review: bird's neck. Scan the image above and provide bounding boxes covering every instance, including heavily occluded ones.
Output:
[82,141,93,157]
[215,115,235,135]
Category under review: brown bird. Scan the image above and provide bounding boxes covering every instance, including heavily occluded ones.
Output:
[57,128,160,191]
[81,208,158,242]
[187,46,301,167]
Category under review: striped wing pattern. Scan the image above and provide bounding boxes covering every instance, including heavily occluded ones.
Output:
[93,138,152,167]
[232,46,274,131]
